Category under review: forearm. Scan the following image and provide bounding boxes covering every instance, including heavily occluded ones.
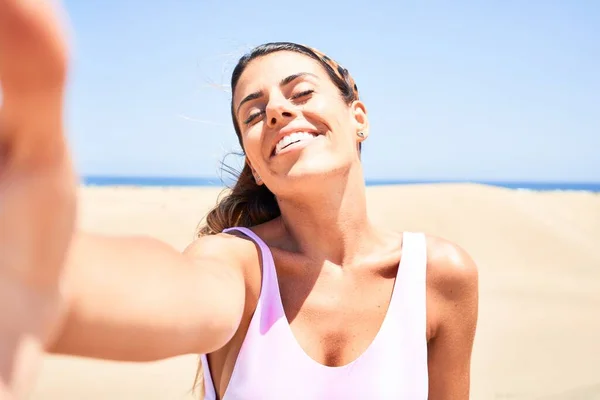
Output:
[1,1,79,397]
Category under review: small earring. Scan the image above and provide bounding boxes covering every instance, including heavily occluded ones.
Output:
[357,131,365,138]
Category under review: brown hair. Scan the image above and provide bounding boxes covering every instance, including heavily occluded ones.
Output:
[193,41,359,397]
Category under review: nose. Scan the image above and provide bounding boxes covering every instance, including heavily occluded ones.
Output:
[265,91,296,129]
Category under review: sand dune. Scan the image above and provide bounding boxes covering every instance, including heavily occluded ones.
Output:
[29,184,600,399]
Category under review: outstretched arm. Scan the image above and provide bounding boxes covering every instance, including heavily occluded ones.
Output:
[0,1,247,398]
[47,232,247,362]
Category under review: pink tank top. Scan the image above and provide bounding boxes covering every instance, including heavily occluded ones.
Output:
[200,227,429,399]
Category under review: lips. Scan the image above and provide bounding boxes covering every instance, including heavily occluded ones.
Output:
[274,131,319,155]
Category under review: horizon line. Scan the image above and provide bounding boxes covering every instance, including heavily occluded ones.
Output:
[80,175,600,185]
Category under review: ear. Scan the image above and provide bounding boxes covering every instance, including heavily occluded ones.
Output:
[351,100,369,141]
[245,158,263,186]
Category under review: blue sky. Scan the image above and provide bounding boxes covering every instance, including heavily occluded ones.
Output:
[62,0,599,182]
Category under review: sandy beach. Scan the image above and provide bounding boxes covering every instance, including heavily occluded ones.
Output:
[28,183,600,400]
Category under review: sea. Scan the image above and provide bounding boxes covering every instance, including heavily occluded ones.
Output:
[82,176,600,192]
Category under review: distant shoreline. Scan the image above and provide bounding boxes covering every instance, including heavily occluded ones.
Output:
[80,176,600,192]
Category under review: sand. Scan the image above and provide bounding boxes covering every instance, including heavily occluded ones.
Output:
[28,183,600,400]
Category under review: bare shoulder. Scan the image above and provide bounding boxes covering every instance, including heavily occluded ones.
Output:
[424,235,479,339]
[182,230,263,291]
[183,231,257,264]
[425,235,479,299]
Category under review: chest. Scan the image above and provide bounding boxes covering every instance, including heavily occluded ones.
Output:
[213,257,430,400]
[275,261,398,367]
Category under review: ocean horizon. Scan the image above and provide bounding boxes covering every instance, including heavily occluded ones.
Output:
[81,176,600,192]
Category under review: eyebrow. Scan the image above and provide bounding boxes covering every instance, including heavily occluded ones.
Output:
[236,72,318,115]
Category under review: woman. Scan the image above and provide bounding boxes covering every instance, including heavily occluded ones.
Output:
[1,1,479,399]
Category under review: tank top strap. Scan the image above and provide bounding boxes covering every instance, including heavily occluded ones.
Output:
[398,232,427,277]
[223,227,270,254]
[222,226,278,285]
[222,227,285,329]
[389,232,428,342]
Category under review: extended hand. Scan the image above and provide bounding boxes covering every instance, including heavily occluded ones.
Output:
[0,0,76,398]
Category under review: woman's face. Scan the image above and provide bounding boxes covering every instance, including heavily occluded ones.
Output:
[233,51,368,196]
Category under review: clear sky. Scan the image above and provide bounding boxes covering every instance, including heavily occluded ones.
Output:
[62,0,599,182]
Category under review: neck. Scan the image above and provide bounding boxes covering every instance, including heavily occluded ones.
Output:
[275,164,377,266]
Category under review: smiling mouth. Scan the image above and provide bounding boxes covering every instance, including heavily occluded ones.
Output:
[273,132,319,156]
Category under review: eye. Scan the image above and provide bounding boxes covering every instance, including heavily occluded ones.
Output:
[244,110,264,125]
[291,89,314,103]
[242,89,314,126]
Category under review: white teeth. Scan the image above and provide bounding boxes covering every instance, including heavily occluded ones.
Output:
[275,132,317,155]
